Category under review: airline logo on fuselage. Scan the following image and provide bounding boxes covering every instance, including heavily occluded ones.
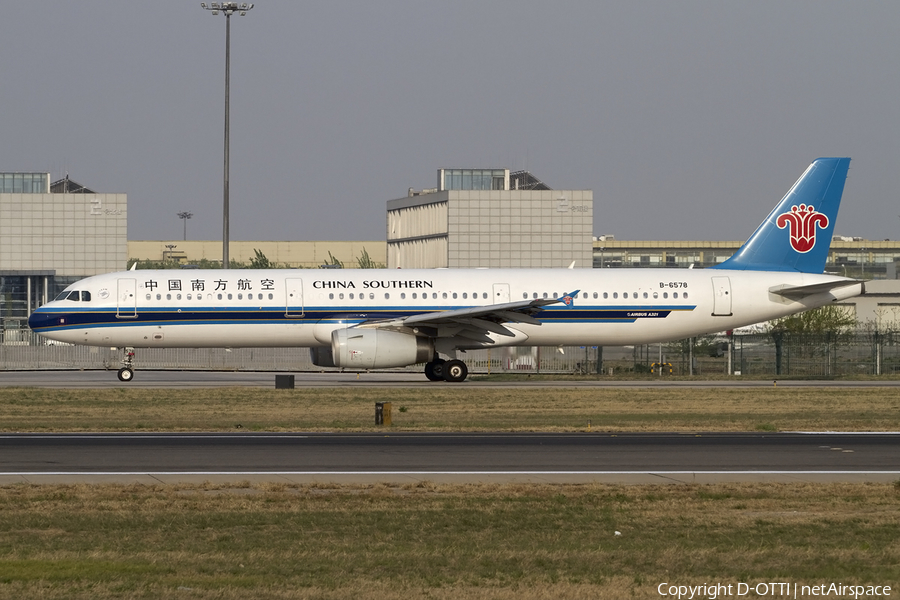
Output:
[313,280,434,290]
[775,204,828,254]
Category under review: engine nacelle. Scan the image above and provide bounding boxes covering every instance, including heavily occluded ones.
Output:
[331,328,433,369]
[309,346,337,368]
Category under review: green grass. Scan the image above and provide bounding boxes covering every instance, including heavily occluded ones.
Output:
[0,482,898,599]
[1,386,899,432]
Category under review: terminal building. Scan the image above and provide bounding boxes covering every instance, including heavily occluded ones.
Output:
[4,166,899,335]
[593,237,900,279]
[0,173,126,334]
[386,169,593,269]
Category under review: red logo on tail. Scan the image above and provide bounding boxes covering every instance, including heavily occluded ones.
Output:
[775,204,828,253]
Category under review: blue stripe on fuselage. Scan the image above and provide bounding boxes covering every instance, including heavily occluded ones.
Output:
[29,304,695,333]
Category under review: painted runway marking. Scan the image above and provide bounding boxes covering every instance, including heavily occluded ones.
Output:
[3,470,900,476]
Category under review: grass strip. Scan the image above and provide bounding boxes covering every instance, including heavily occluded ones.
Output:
[0,482,898,599]
[1,386,899,432]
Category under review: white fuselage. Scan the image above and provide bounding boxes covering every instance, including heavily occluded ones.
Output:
[29,268,862,350]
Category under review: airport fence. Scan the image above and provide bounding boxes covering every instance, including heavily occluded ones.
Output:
[2,329,899,377]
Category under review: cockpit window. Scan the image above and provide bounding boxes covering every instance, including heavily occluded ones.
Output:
[81,291,91,302]
[66,291,80,301]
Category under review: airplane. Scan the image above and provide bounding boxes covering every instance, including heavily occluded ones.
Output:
[28,157,864,383]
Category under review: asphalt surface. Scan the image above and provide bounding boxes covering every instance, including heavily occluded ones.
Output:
[2,432,898,485]
[2,371,898,485]
[2,370,900,388]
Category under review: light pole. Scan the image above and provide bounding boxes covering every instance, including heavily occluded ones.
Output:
[177,211,193,241]
[200,2,254,268]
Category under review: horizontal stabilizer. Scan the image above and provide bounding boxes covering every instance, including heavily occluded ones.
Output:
[769,279,865,300]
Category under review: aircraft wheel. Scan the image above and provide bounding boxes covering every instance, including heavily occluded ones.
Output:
[117,367,135,382]
[424,362,443,382]
[443,359,468,383]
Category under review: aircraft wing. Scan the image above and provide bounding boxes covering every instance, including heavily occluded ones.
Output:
[769,279,865,300]
[357,291,579,340]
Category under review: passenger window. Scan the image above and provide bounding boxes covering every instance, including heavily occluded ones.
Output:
[329,293,334,300]
[339,293,345,300]
[369,293,374,300]
[433,293,438,300]
[593,292,598,299]
[653,292,658,299]
[673,292,679,299]
[483,292,488,300]
[453,293,458,300]
[238,293,243,300]
[462,293,468,299]
[268,293,273,300]
[349,293,354,300]
[384,293,390,300]
[523,292,528,299]
[582,293,587,299]
[683,292,689,299]
[663,292,668,299]
[145,294,151,301]
[542,293,548,299]
[401,293,406,299]
[532,292,538,299]
[412,293,417,299]
[217,293,223,300]
[227,293,233,300]
[643,292,648,299]
[603,292,608,299]
[187,294,192,300]
[613,292,618,299]
[156,294,162,300]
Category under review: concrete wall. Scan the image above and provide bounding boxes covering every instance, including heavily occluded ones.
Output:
[0,192,127,276]
[387,189,593,269]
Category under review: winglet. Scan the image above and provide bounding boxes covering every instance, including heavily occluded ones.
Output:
[712,157,850,273]
[557,290,580,308]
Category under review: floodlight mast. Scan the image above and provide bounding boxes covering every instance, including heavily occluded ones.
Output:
[177,211,194,241]
[200,2,254,268]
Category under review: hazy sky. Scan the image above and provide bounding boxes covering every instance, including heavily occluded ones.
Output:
[2,1,899,243]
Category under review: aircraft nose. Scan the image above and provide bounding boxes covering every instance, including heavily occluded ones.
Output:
[28,309,57,331]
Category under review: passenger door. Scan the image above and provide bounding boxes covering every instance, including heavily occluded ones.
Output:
[711,276,732,316]
[116,278,137,319]
[285,278,304,317]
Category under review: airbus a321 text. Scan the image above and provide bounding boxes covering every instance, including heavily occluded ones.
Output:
[29,158,864,382]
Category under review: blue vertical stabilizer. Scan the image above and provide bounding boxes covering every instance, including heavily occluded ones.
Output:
[712,157,850,273]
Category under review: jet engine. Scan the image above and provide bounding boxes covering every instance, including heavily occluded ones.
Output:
[309,346,337,368]
[331,328,433,369]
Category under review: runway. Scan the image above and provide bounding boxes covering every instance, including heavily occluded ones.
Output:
[3,370,900,388]
[2,432,898,485]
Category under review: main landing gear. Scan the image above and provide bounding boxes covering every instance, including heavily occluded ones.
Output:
[424,357,468,383]
[117,347,136,382]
